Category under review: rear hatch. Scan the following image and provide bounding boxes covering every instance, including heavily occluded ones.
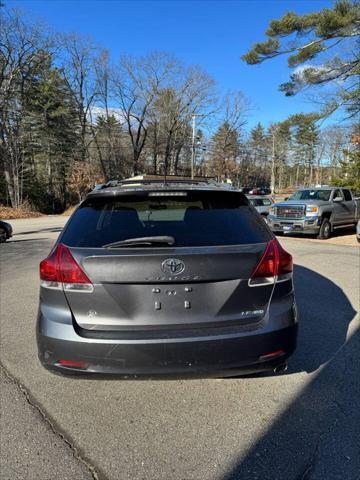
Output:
[57,189,274,333]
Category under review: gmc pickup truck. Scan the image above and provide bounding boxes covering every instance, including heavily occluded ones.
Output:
[267,187,360,239]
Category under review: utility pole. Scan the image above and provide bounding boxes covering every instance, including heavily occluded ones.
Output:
[191,115,196,179]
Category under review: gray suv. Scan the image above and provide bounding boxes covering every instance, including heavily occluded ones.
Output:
[37,179,297,377]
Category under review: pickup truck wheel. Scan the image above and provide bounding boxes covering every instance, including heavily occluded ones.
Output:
[317,218,331,240]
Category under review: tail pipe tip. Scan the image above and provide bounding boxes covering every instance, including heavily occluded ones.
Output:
[273,363,288,374]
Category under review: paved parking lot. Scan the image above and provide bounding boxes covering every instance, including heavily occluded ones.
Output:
[1,216,359,480]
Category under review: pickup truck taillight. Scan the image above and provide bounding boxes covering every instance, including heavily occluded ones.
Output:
[249,239,293,286]
[40,243,93,292]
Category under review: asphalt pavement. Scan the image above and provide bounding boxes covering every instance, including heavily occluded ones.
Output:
[0,216,359,480]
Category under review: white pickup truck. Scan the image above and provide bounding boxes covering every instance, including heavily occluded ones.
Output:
[267,187,360,239]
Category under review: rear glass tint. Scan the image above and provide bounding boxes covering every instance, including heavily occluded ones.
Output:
[61,191,271,247]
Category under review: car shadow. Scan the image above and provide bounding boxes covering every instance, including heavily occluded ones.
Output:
[288,264,356,374]
[276,225,355,240]
[13,227,63,235]
[222,266,359,479]
[223,328,360,480]
[7,237,50,243]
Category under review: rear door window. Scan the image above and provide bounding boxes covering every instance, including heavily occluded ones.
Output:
[61,190,271,248]
[342,189,352,201]
[332,189,343,200]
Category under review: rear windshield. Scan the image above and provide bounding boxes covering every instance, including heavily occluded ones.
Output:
[249,198,271,207]
[61,191,271,248]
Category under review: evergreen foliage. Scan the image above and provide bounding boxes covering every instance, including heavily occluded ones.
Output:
[242,1,360,118]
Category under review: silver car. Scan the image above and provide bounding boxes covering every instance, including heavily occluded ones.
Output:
[37,179,297,377]
[247,195,274,221]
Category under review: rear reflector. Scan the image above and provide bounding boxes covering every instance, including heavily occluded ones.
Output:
[57,359,89,369]
[40,244,93,292]
[259,349,285,361]
[249,239,293,287]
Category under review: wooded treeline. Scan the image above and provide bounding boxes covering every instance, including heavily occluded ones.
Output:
[0,9,358,213]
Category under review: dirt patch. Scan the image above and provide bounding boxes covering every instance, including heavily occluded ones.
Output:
[0,204,43,220]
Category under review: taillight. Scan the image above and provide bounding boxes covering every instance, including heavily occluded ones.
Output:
[40,244,93,292]
[277,241,293,276]
[249,239,292,287]
[39,249,59,284]
[56,359,89,370]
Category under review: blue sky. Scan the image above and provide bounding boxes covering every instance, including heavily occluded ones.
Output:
[8,0,335,129]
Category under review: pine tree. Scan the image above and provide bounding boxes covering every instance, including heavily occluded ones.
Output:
[242,1,360,119]
[249,123,270,184]
[288,114,319,187]
[210,122,241,180]
[92,115,129,180]
[23,57,79,211]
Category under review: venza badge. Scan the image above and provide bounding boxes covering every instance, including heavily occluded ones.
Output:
[161,258,185,275]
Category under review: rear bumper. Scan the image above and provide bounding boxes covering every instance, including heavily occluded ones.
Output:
[38,326,297,377]
[268,216,320,235]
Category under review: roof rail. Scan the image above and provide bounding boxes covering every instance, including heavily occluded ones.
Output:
[99,175,217,189]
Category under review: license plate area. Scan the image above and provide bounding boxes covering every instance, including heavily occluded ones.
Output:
[280,222,294,231]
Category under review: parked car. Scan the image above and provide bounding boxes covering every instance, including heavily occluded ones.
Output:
[0,220,13,243]
[37,177,297,377]
[267,187,360,239]
[239,187,252,194]
[246,195,274,221]
[356,219,360,243]
[249,187,271,196]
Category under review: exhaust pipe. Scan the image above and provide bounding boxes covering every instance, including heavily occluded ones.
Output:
[273,363,288,374]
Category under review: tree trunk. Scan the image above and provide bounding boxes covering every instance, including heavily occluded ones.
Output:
[4,169,16,208]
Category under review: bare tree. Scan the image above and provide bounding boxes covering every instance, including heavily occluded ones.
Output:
[88,49,123,179]
[112,51,177,175]
[61,33,99,164]
[320,125,350,183]
[160,65,216,174]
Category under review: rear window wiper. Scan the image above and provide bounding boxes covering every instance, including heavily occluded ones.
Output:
[103,236,176,248]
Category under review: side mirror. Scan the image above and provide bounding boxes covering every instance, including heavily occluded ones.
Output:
[333,196,343,202]
[284,197,289,201]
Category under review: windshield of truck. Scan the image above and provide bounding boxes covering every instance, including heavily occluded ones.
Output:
[289,190,331,201]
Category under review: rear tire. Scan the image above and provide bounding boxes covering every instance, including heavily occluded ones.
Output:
[317,218,331,240]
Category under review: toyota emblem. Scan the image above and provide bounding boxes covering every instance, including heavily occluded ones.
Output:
[161,258,185,275]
